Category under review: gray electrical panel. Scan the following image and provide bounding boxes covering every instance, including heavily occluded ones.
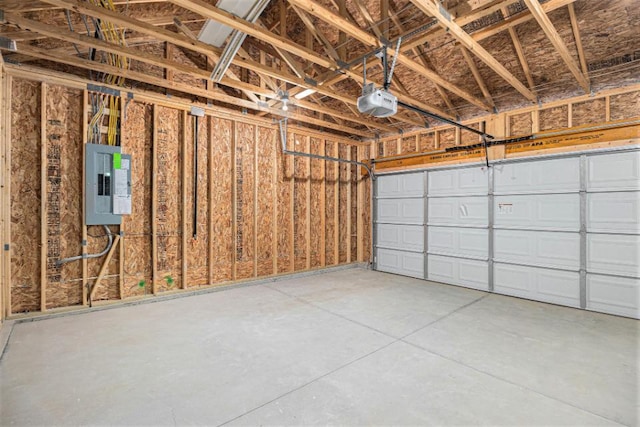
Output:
[85,143,132,225]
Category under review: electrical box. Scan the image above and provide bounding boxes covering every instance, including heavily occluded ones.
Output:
[85,143,132,225]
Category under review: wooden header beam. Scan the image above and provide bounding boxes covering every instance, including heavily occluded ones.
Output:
[372,121,640,171]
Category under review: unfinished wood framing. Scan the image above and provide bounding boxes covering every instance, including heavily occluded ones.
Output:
[40,83,47,312]
[181,110,188,289]
[1,75,362,317]
[151,105,158,295]
[81,92,89,302]
[0,71,7,320]
[0,0,638,319]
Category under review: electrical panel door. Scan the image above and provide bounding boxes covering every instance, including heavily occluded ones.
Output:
[86,143,132,225]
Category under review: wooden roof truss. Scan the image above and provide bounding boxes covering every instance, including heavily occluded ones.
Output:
[0,0,628,139]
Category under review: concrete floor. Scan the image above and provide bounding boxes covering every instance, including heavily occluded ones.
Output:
[1,267,638,426]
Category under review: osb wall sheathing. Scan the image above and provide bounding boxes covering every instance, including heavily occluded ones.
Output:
[210,117,233,283]
[419,133,436,152]
[509,112,533,137]
[45,84,84,309]
[155,106,183,292]
[610,92,640,121]
[293,133,309,271]
[309,138,324,268]
[256,126,276,277]
[401,136,417,154]
[5,77,368,315]
[235,122,256,280]
[384,140,398,156]
[350,146,358,262]
[324,141,337,266]
[373,87,640,175]
[276,128,293,274]
[361,146,372,263]
[122,101,153,298]
[338,144,349,264]
[506,90,640,138]
[572,99,606,127]
[439,128,456,149]
[461,123,481,146]
[539,106,569,131]
[10,79,41,313]
[185,114,210,287]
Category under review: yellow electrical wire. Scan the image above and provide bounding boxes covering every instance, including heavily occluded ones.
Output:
[88,94,106,144]
[86,0,129,145]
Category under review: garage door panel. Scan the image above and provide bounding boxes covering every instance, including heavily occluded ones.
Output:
[587,234,640,278]
[428,226,488,259]
[428,167,488,196]
[587,192,640,233]
[376,224,424,252]
[494,230,580,270]
[428,197,488,227]
[377,198,424,224]
[587,274,640,319]
[494,263,580,307]
[427,255,488,290]
[494,194,580,231]
[377,172,424,198]
[374,152,640,320]
[587,151,640,192]
[376,248,424,278]
[494,157,580,194]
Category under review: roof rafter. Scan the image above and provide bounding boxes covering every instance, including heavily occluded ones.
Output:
[522,0,589,93]
[3,13,392,134]
[171,18,261,104]
[8,43,370,137]
[34,0,395,129]
[401,0,520,51]
[170,0,444,126]
[567,3,589,81]
[286,0,493,112]
[39,0,223,55]
[0,0,166,12]
[501,6,536,92]
[387,3,456,116]
[470,0,576,42]
[409,0,536,102]
[284,9,420,129]
[458,46,495,109]
[354,0,436,125]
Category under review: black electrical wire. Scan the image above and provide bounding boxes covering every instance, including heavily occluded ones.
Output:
[444,134,534,153]
[193,115,198,239]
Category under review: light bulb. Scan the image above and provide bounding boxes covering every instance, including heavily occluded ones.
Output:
[282,103,288,111]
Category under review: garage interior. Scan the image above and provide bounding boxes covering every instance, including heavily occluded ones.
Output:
[0,0,638,425]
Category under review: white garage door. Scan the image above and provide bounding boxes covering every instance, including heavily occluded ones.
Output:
[374,172,425,278]
[427,167,489,291]
[585,151,640,318]
[493,157,581,307]
[372,148,640,319]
